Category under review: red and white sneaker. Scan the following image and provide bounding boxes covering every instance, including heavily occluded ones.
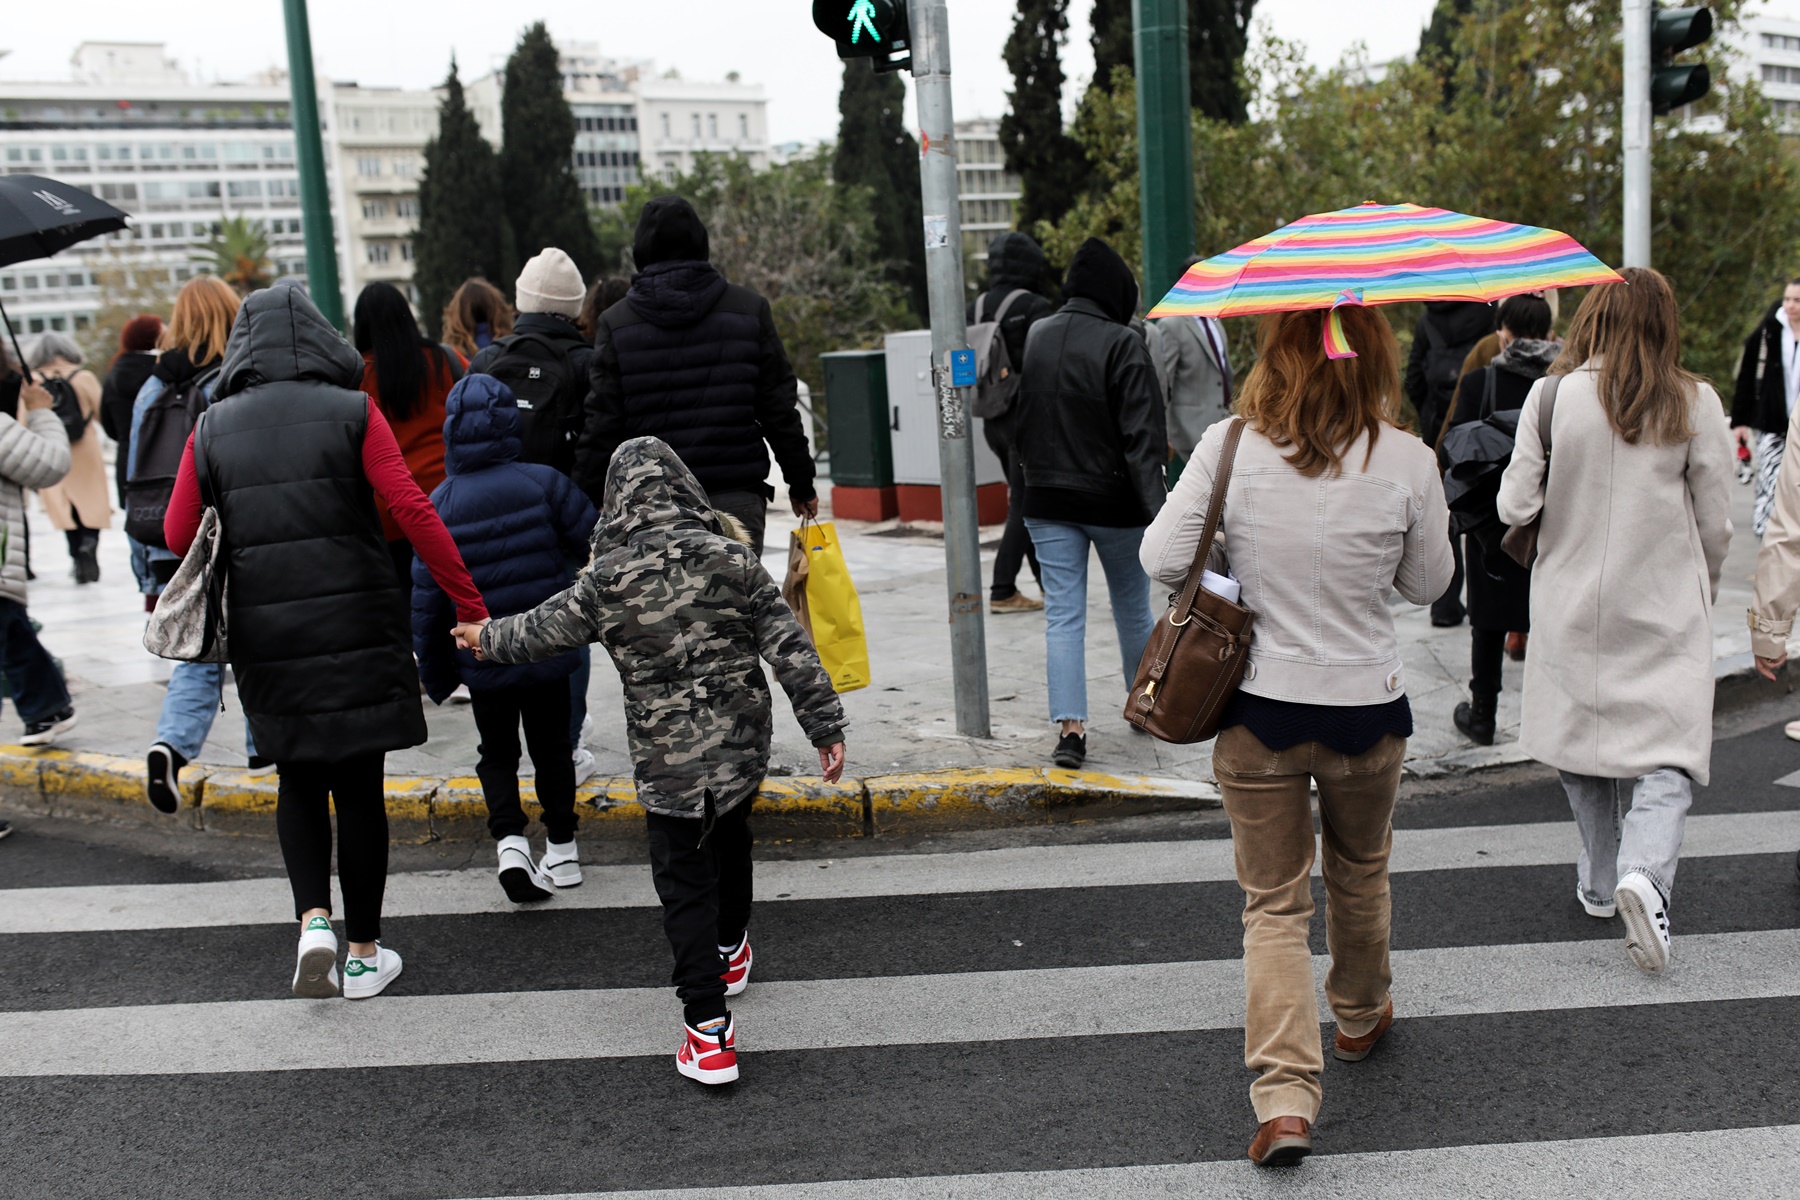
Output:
[722,935,753,997]
[676,1016,739,1085]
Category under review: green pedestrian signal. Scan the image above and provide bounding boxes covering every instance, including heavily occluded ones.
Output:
[1650,5,1712,116]
[813,0,912,72]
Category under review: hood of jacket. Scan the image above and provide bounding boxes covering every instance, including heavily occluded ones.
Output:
[1423,299,1496,346]
[986,232,1048,292]
[442,373,522,476]
[216,281,364,399]
[626,260,730,330]
[597,436,736,550]
[1494,337,1559,379]
[1063,238,1138,325]
[633,195,711,268]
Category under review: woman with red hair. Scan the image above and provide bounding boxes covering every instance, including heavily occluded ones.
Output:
[100,313,164,510]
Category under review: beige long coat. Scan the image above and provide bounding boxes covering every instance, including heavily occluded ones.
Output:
[32,358,110,532]
[1497,364,1733,784]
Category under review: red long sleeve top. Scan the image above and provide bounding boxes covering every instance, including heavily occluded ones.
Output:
[164,398,489,623]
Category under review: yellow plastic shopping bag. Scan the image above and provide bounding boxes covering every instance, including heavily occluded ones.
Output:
[781,520,870,693]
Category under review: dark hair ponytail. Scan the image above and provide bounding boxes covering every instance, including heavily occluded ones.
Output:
[353,282,437,423]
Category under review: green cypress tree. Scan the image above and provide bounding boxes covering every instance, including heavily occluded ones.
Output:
[1089,0,1134,92]
[1000,0,1087,228]
[1090,0,1255,120]
[499,23,602,279]
[413,60,511,338]
[833,60,927,324]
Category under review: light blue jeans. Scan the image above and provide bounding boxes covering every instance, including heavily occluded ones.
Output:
[1024,519,1156,724]
[1558,768,1692,907]
[156,661,257,763]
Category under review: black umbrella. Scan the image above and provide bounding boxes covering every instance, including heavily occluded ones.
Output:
[0,175,131,381]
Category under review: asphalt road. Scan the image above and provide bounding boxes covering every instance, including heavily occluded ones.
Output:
[3,712,1799,1199]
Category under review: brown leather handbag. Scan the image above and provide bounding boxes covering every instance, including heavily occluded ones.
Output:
[1124,418,1256,743]
[1499,374,1561,568]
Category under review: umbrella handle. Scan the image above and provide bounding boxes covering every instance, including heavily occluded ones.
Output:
[0,298,30,384]
[1325,289,1362,361]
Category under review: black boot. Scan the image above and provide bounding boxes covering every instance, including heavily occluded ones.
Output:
[1453,694,1496,746]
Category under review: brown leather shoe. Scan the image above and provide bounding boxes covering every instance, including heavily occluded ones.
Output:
[1247,1115,1312,1166]
[989,591,1044,614]
[1333,1000,1395,1062]
[1506,631,1528,661]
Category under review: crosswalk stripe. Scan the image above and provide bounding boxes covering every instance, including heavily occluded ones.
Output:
[8,928,1795,1077]
[6,809,1796,936]
[464,1124,1800,1200]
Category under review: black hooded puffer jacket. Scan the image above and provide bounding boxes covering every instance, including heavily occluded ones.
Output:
[1014,238,1167,528]
[575,195,816,507]
[205,282,426,763]
[966,231,1056,368]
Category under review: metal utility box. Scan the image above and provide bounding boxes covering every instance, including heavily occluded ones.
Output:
[882,330,1005,486]
[820,350,894,488]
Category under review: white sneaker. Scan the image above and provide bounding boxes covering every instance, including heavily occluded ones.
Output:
[291,916,340,999]
[449,684,473,705]
[1578,887,1616,919]
[571,746,600,786]
[1614,871,1671,974]
[540,838,582,888]
[497,834,553,902]
[342,944,403,999]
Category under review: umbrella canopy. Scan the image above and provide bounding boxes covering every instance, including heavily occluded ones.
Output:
[1148,202,1621,359]
[0,174,130,269]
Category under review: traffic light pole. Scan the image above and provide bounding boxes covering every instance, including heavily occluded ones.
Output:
[282,0,344,327]
[909,0,991,739]
[1134,0,1197,301]
[1623,0,1652,269]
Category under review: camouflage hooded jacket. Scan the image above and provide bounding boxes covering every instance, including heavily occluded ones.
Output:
[480,437,845,818]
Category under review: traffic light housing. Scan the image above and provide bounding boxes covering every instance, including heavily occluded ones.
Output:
[813,0,912,73]
[1651,5,1712,116]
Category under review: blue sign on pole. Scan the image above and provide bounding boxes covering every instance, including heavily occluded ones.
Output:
[949,348,976,388]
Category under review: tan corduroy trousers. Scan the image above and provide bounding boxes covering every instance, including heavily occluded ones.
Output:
[1212,724,1404,1122]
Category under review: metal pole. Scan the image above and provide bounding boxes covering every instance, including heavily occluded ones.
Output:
[1622,0,1651,269]
[909,0,990,739]
[282,0,344,327]
[1134,0,1196,302]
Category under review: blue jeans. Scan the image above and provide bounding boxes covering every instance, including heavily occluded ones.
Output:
[0,599,70,724]
[1024,519,1155,724]
[156,661,256,762]
[568,645,591,746]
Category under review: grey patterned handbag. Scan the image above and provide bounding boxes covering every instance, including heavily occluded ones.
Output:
[143,411,228,663]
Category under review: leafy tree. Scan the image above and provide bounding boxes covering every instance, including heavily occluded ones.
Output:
[833,60,927,324]
[74,245,175,367]
[194,215,271,296]
[1000,0,1088,227]
[413,59,511,338]
[499,23,602,278]
[1089,0,1257,120]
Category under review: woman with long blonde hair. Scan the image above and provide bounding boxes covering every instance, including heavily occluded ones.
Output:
[1498,266,1732,976]
[1140,304,1454,1166]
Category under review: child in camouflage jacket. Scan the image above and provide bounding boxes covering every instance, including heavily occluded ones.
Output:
[458,436,846,1086]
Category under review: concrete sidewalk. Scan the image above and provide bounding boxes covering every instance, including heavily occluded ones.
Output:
[0,470,1782,837]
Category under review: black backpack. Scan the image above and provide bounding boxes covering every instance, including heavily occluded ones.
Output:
[125,367,218,549]
[41,376,88,446]
[479,332,583,474]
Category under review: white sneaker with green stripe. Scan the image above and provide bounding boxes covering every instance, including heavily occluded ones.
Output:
[343,943,403,1000]
[291,916,339,999]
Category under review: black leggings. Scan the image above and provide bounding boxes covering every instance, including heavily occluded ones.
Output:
[275,752,389,943]
[646,798,754,1026]
[1470,627,1506,701]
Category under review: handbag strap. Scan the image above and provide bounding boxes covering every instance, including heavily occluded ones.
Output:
[1170,417,1247,621]
[192,408,218,510]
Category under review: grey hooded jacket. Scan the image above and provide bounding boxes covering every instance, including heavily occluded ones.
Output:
[0,404,72,605]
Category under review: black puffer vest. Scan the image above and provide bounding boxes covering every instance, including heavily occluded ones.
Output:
[207,284,425,763]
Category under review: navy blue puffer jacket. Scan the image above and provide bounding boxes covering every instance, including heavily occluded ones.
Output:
[412,374,598,700]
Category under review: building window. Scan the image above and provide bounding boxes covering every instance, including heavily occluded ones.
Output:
[361,199,389,221]
[707,113,718,139]
[661,113,671,139]
[739,114,749,140]
[356,156,382,177]
[393,157,417,178]
[1764,63,1800,85]
[399,241,414,262]
[366,242,391,264]
[396,197,420,219]
[1764,33,1800,53]
[228,180,263,198]
[691,113,701,138]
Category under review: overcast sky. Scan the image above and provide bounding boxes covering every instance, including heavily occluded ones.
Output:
[0,2,1442,143]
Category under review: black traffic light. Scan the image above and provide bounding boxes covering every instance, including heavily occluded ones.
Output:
[1651,5,1713,116]
[812,0,912,73]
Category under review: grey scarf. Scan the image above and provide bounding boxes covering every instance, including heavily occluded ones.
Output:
[1494,337,1559,379]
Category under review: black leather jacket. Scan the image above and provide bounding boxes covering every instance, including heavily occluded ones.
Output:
[1014,297,1167,524]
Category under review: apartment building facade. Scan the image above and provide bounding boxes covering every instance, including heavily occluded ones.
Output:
[953,117,1022,267]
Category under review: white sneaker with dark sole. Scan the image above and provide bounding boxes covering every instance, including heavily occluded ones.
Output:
[540,838,582,888]
[1578,887,1616,919]
[146,743,184,814]
[1614,871,1671,974]
[342,944,402,999]
[497,835,553,902]
[571,747,600,786]
[291,916,340,999]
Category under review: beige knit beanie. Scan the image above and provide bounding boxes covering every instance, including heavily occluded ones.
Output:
[514,248,584,318]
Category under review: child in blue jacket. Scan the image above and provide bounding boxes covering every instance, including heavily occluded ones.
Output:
[413,374,598,901]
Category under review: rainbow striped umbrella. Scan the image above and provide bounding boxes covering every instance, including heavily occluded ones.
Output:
[1148,201,1622,359]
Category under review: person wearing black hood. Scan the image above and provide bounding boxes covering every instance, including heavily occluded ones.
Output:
[967,231,1056,613]
[1405,299,1493,627]
[576,196,817,555]
[1014,238,1166,770]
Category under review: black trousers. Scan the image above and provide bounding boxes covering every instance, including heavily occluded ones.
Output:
[1470,627,1506,702]
[275,752,388,943]
[470,680,577,842]
[984,416,1040,600]
[646,798,754,1025]
[707,489,769,558]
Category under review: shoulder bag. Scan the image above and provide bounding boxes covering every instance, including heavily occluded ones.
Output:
[1124,417,1256,743]
[1499,373,1562,568]
[143,411,229,663]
